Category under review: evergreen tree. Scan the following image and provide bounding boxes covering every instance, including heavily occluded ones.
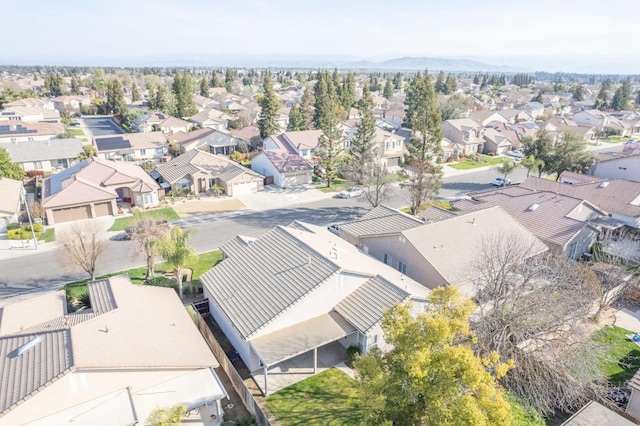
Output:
[521,130,554,176]
[70,76,81,95]
[332,68,342,99]
[199,75,209,97]
[315,71,344,187]
[340,72,356,113]
[287,103,305,131]
[299,84,314,130]
[611,78,631,111]
[210,71,221,88]
[313,70,339,129]
[149,86,176,116]
[480,74,488,89]
[0,147,25,180]
[392,72,403,90]
[444,74,457,94]
[403,72,444,215]
[131,82,140,102]
[172,72,197,117]
[105,78,126,115]
[531,90,544,104]
[44,72,64,97]
[224,68,234,93]
[594,83,610,111]
[473,74,480,85]
[571,84,584,101]
[434,70,445,94]
[257,71,281,139]
[348,83,376,185]
[383,78,394,100]
[369,74,381,92]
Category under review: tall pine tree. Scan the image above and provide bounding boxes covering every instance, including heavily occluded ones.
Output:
[131,82,140,102]
[210,71,221,88]
[224,69,234,93]
[340,72,356,113]
[257,71,281,139]
[383,79,394,100]
[392,72,403,90]
[348,83,376,185]
[287,104,305,131]
[300,84,314,130]
[199,75,209,97]
[403,72,444,215]
[434,71,446,94]
[172,72,197,117]
[315,71,344,188]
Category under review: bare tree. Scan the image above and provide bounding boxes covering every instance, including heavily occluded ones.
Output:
[363,155,392,207]
[472,234,608,416]
[591,243,640,318]
[57,221,105,281]
[128,216,171,280]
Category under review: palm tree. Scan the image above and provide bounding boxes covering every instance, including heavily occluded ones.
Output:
[496,158,516,180]
[158,227,197,299]
[521,155,545,177]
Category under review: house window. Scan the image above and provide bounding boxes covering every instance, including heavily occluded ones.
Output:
[32,161,42,169]
[383,253,393,266]
[140,149,146,156]
[28,137,34,141]
[10,138,16,142]
[156,148,164,155]
[368,334,378,348]
[398,261,407,275]
[357,332,366,352]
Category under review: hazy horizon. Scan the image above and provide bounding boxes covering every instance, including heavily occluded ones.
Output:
[4,0,639,74]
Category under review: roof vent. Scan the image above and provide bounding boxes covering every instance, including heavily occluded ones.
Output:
[16,336,42,356]
[528,204,540,211]
[599,181,609,188]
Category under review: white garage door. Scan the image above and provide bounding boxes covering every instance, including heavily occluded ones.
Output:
[496,146,510,155]
[283,172,309,188]
[232,181,259,196]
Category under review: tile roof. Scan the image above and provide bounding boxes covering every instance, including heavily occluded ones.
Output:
[0,177,23,216]
[3,98,51,108]
[42,157,160,208]
[0,330,73,415]
[201,226,341,339]
[94,132,168,152]
[260,150,313,173]
[155,149,261,184]
[452,186,604,247]
[335,276,410,333]
[339,204,424,238]
[280,130,323,150]
[520,176,640,218]
[3,138,83,163]
[0,121,64,138]
[420,205,459,223]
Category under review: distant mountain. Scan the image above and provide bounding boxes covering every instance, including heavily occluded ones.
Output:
[347,56,522,72]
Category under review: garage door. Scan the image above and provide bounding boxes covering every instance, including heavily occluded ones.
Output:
[496,146,509,155]
[94,202,113,217]
[52,205,91,224]
[386,157,400,167]
[283,172,309,188]
[232,181,259,196]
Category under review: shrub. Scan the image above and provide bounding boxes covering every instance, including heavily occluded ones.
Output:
[146,275,178,293]
[347,345,360,362]
[6,222,21,231]
[25,223,43,233]
[7,229,30,240]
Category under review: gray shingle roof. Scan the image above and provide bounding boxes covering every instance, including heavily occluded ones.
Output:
[420,205,459,223]
[0,330,73,415]
[3,138,83,163]
[339,204,424,238]
[261,150,313,173]
[0,177,23,216]
[200,226,340,339]
[219,235,254,258]
[335,276,410,333]
[87,279,117,314]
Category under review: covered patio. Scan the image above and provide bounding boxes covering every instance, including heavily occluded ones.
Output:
[250,312,357,395]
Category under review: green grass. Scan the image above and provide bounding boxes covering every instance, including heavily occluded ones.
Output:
[386,172,409,183]
[38,228,55,243]
[507,394,546,426]
[592,325,640,385]
[315,178,355,193]
[67,128,85,137]
[450,155,510,170]
[63,250,223,299]
[602,136,630,144]
[400,200,452,214]
[108,207,180,231]
[266,368,363,426]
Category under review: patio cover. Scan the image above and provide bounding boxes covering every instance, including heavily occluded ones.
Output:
[590,216,628,230]
[251,312,356,367]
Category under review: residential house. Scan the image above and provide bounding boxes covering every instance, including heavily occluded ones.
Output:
[372,127,405,168]
[155,149,263,196]
[252,135,313,188]
[264,130,323,161]
[382,109,405,129]
[545,117,597,142]
[0,177,24,232]
[0,122,64,143]
[610,111,640,134]
[0,275,228,425]
[482,127,513,155]
[231,125,261,151]
[41,157,161,224]
[563,401,636,426]
[625,368,640,422]
[50,95,91,114]
[589,146,640,182]
[0,106,61,123]
[193,94,216,111]
[451,186,605,259]
[441,137,465,161]
[468,110,508,127]
[484,121,538,150]
[496,108,534,124]
[441,118,486,155]
[200,221,429,395]
[168,128,238,155]
[133,111,192,134]
[3,98,54,110]
[572,109,610,131]
[188,107,233,131]
[337,205,547,294]
[518,102,545,118]
[3,138,83,172]
[520,174,640,229]
[94,132,169,162]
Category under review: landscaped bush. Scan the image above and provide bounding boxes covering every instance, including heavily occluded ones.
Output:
[7,228,31,240]
[146,275,178,293]
[25,223,43,233]
[347,345,360,362]
[6,222,21,231]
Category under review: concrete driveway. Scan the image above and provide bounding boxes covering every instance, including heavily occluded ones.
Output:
[171,198,245,218]
[615,307,640,333]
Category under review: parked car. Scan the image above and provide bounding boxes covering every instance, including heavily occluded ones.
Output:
[492,177,512,187]
[506,150,524,159]
[337,187,364,198]
[69,121,80,127]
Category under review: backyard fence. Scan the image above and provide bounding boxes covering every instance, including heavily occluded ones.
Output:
[189,305,273,426]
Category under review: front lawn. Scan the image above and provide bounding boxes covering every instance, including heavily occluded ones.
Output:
[315,178,355,193]
[67,128,85,137]
[400,200,452,215]
[63,250,223,299]
[266,368,363,426]
[108,207,180,231]
[602,136,630,144]
[39,228,55,243]
[449,155,510,170]
[592,325,640,385]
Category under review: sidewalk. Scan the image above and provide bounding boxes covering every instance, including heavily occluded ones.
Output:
[235,184,336,210]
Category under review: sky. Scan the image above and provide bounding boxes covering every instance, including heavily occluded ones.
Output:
[3,0,640,73]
